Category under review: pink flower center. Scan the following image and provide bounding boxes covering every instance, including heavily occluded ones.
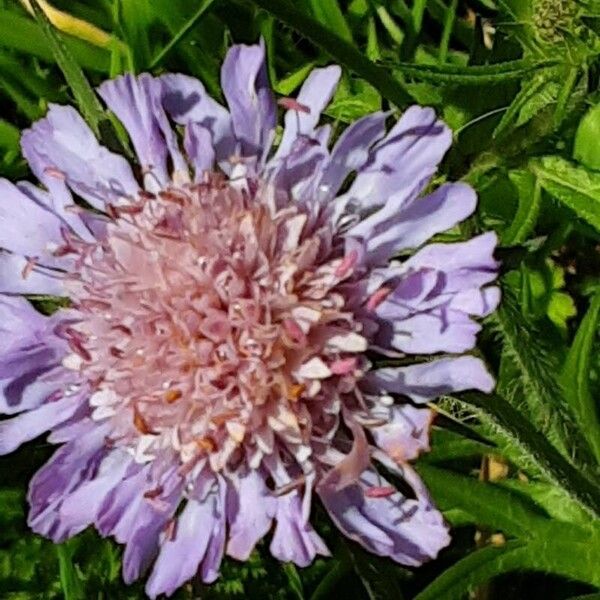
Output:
[59,175,369,471]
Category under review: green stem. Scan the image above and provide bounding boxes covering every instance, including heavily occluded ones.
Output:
[439,0,458,63]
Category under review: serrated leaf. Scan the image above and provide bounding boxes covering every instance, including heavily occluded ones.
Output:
[560,292,600,462]
[553,67,581,128]
[515,79,560,127]
[492,68,550,138]
[531,156,600,232]
[326,79,381,122]
[547,291,577,331]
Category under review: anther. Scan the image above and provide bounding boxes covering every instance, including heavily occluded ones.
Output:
[335,249,359,278]
[364,486,396,498]
[278,98,311,114]
[133,406,157,435]
[164,389,182,404]
[143,486,164,499]
[21,256,39,280]
[43,166,66,180]
[366,287,392,312]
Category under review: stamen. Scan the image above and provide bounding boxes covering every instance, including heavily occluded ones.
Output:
[278,97,311,114]
[43,166,66,180]
[364,486,396,498]
[329,357,358,376]
[366,287,392,312]
[133,406,157,435]
[335,249,359,278]
[21,256,39,280]
[143,486,164,499]
[164,388,182,404]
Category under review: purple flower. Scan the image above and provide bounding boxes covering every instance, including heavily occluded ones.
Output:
[0,41,499,598]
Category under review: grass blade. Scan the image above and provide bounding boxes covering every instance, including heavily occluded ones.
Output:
[307,0,353,43]
[0,9,110,72]
[30,0,106,136]
[149,0,218,69]
[56,543,84,600]
[249,0,412,107]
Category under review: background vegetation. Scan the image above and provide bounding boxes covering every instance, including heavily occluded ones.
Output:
[0,0,599,598]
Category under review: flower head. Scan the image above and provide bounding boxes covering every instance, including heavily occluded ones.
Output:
[0,41,499,598]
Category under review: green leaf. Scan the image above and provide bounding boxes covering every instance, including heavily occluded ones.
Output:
[0,9,110,72]
[531,156,600,232]
[56,543,84,600]
[275,62,316,96]
[498,480,590,527]
[374,6,404,46]
[411,0,428,35]
[492,286,577,457]
[112,0,153,70]
[574,104,600,171]
[425,428,493,462]
[414,541,525,600]
[459,391,600,519]
[309,560,351,600]
[149,0,218,69]
[344,542,406,600]
[501,170,541,245]
[0,119,21,150]
[248,0,413,107]
[282,563,304,600]
[553,66,581,128]
[416,527,600,600]
[416,464,550,538]
[30,0,106,137]
[325,78,381,122]
[0,74,42,121]
[493,70,552,138]
[515,79,560,127]
[307,0,353,43]
[438,0,458,63]
[366,17,381,62]
[560,292,600,462]
[547,291,577,332]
